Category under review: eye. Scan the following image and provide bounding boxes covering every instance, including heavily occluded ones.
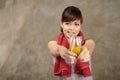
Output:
[74,23,80,26]
[65,22,70,25]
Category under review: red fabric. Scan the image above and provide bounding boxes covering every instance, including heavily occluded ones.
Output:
[54,32,92,78]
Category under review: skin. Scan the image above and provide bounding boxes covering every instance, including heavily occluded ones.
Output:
[61,20,81,39]
[48,20,95,64]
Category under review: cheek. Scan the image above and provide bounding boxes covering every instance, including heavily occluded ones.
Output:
[62,27,67,34]
[62,26,68,32]
[76,27,81,32]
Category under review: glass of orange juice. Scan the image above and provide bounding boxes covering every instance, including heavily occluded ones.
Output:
[69,36,82,56]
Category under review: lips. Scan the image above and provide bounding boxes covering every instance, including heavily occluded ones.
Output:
[67,31,74,37]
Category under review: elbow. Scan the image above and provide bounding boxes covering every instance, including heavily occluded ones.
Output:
[48,41,51,50]
[47,41,58,56]
[86,39,95,54]
[87,39,95,47]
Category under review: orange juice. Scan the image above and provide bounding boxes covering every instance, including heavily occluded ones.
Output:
[71,46,82,55]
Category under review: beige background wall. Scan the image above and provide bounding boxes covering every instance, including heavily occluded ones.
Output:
[0,0,120,80]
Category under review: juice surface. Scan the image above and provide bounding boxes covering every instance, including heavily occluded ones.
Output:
[71,46,82,55]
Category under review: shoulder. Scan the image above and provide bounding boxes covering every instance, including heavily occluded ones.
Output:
[79,31,84,36]
[57,32,64,39]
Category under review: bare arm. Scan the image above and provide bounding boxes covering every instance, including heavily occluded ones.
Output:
[48,39,95,63]
[48,41,77,64]
[48,41,61,57]
[48,39,95,56]
[78,39,95,62]
[82,39,95,55]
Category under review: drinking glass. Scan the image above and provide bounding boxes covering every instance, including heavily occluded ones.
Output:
[69,36,82,56]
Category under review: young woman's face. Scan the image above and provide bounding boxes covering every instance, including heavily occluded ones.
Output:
[61,20,81,39]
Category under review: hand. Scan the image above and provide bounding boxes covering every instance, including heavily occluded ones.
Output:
[78,47,90,62]
[59,46,77,64]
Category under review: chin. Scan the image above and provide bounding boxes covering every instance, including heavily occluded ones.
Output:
[65,35,70,39]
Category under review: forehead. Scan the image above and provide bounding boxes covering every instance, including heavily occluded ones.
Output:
[65,20,81,23]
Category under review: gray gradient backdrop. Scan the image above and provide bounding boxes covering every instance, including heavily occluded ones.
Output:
[0,0,120,80]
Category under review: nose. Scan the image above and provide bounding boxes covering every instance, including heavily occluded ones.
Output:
[69,25,74,30]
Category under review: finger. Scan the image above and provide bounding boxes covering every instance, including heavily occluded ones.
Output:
[80,58,88,62]
[78,54,89,62]
[81,54,90,61]
[66,60,75,64]
[65,58,74,64]
[71,60,75,64]
[63,54,76,61]
[83,56,90,62]
[68,51,77,57]
[80,58,84,62]
[83,58,90,62]
[79,48,86,56]
[79,51,85,58]
[80,49,89,57]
